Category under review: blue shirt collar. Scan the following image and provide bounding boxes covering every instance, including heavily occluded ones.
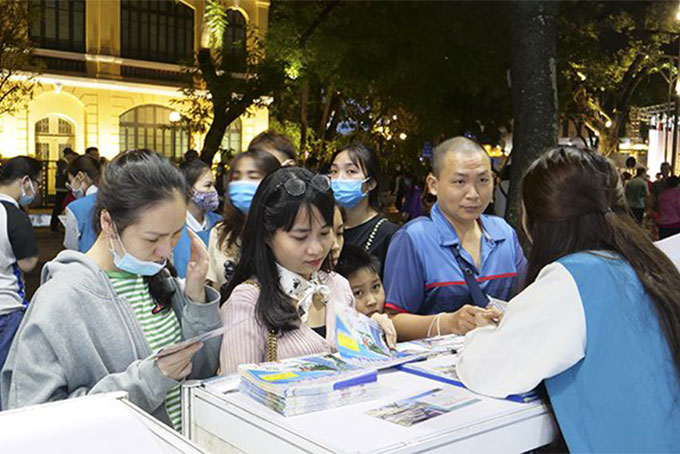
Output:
[431,202,506,247]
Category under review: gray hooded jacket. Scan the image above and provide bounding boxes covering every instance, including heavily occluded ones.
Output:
[1,250,222,425]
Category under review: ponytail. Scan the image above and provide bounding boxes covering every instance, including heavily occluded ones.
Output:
[522,146,680,384]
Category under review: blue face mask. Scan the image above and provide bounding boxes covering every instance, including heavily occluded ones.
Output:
[229,180,259,213]
[331,178,370,209]
[19,179,36,207]
[109,234,166,277]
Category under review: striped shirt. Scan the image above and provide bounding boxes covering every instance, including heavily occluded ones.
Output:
[106,270,182,430]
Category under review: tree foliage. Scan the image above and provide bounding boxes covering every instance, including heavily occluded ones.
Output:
[558,1,680,155]
[0,0,41,116]
[266,1,513,169]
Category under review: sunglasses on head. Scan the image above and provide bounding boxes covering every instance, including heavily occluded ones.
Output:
[275,174,332,197]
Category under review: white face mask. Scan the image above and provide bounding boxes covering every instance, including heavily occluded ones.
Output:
[108,229,166,276]
[71,173,86,199]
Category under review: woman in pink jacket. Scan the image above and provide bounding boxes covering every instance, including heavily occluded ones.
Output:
[656,176,680,239]
[219,167,395,374]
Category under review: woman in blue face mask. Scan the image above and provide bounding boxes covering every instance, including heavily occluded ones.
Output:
[171,156,223,279]
[0,157,41,390]
[63,155,101,252]
[329,143,399,277]
[1,150,222,430]
[206,150,280,290]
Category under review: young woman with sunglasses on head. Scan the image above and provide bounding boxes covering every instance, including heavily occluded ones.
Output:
[219,167,395,374]
[63,155,101,252]
[329,143,398,276]
[207,150,280,290]
[2,150,221,430]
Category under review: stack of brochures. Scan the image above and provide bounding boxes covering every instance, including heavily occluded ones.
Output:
[398,353,538,403]
[335,305,424,369]
[238,353,380,416]
[395,333,465,357]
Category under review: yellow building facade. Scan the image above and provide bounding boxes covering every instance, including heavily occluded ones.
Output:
[0,0,270,167]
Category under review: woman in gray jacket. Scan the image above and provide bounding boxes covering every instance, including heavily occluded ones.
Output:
[1,150,222,430]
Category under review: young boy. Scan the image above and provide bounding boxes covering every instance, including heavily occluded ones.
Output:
[336,244,397,345]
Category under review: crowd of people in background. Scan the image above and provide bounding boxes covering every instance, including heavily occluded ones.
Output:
[623,156,680,240]
[0,133,679,451]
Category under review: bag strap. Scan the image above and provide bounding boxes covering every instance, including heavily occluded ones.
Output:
[244,279,278,362]
[364,218,388,252]
[266,329,278,362]
[451,246,489,308]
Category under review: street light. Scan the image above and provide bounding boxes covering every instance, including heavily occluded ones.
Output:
[169,111,181,123]
[399,132,407,141]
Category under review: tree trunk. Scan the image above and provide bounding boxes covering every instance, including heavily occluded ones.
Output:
[506,1,558,230]
[598,130,618,156]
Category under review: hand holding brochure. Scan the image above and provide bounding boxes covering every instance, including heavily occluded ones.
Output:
[149,325,229,360]
[335,305,423,368]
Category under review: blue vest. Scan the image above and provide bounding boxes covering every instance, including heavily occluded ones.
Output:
[68,194,98,253]
[172,211,221,278]
[546,252,680,453]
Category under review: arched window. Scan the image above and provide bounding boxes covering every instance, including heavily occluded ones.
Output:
[220,119,242,154]
[119,105,188,160]
[222,9,247,72]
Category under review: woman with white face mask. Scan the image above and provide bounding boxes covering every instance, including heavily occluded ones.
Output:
[63,155,101,252]
[0,157,41,395]
[329,143,399,277]
[1,150,222,430]
[206,150,280,290]
[172,156,222,279]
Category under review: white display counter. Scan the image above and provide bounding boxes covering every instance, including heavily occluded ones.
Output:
[182,369,556,453]
[0,392,206,454]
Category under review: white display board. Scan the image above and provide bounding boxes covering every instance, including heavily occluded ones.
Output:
[0,393,206,454]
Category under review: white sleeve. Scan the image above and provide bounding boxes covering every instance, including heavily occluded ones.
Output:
[63,208,80,250]
[456,262,586,398]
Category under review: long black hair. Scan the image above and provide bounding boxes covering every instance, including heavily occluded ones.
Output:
[221,167,335,332]
[330,142,383,212]
[522,146,680,384]
[94,149,190,310]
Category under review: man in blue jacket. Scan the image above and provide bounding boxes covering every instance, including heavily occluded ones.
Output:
[384,137,526,340]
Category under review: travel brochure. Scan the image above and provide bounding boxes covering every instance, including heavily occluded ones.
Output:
[395,333,465,356]
[238,354,379,416]
[239,353,378,397]
[335,304,424,368]
[238,305,536,417]
[366,388,481,427]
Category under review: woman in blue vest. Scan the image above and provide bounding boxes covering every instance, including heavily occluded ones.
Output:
[457,147,680,453]
[63,155,101,252]
[172,156,221,278]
